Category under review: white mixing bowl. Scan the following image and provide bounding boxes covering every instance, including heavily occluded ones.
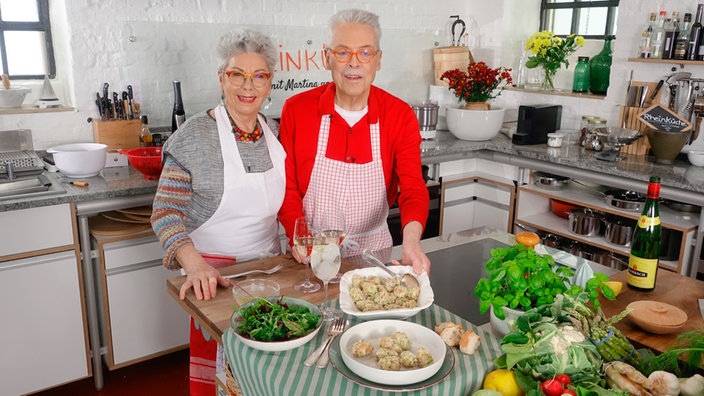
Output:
[47,143,107,178]
[446,106,506,141]
[0,87,30,108]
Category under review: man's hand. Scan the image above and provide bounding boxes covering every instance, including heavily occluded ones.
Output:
[398,221,431,274]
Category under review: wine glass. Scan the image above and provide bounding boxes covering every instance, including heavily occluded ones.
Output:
[293,217,321,293]
[317,210,347,284]
[310,236,342,321]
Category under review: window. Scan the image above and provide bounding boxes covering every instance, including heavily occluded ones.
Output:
[540,0,619,39]
[0,0,55,79]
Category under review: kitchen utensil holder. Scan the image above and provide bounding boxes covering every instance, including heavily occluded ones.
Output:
[92,119,141,151]
[617,80,661,157]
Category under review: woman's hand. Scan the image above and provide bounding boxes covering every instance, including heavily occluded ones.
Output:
[176,245,230,300]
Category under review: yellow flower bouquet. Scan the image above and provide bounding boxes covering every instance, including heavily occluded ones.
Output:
[525,31,585,90]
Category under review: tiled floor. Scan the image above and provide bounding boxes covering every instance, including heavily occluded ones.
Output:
[30,349,189,396]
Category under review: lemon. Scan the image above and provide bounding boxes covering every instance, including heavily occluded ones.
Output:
[482,369,523,396]
[603,281,623,297]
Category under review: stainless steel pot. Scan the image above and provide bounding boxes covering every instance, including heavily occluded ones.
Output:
[411,103,439,131]
[568,208,603,236]
[534,172,570,191]
[603,215,636,246]
[603,189,645,211]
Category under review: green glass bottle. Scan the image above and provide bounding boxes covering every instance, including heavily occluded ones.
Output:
[589,36,613,95]
[626,176,662,292]
[572,56,590,93]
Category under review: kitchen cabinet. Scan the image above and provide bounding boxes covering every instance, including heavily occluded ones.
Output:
[0,203,76,259]
[91,227,189,370]
[514,182,699,275]
[438,158,517,234]
[0,204,90,396]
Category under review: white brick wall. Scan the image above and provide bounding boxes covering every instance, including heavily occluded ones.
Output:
[2,0,704,150]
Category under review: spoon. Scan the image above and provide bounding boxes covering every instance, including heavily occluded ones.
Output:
[361,249,420,288]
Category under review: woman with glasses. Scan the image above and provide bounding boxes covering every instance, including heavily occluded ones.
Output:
[150,28,284,396]
[278,9,431,275]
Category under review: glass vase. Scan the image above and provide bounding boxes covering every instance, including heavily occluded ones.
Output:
[541,67,557,91]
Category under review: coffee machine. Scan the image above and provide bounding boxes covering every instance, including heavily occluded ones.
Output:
[512,104,562,145]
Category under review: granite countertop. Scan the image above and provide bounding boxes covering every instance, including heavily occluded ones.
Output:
[2,130,703,212]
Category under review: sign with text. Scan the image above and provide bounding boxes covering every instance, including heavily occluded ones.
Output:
[638,104,691,132]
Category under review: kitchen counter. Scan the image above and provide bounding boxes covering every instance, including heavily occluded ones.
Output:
[3,130,703,212]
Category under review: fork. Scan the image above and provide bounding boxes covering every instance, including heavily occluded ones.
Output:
[222,263,284,279]
[315,316,347,369]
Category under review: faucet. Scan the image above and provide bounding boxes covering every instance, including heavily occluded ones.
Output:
[5,162,15,180]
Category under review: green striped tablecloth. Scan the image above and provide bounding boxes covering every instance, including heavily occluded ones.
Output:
[223,303,503,396]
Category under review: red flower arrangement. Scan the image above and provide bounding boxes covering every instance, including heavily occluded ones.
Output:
[441,61,513,104]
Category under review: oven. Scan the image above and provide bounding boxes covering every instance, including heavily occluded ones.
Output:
[387,165,442,245]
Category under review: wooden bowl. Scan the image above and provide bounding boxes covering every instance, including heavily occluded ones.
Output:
[627,300,687,335]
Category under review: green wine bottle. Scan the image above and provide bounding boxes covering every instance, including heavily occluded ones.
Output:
[626,176,662,291]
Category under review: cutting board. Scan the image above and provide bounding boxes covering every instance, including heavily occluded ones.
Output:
[599,269,704,353]
[89,214,151,236]
[117,205,153,216]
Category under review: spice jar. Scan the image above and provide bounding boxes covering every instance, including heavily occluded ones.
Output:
[547,132,565,147]
[584,117,606,151]
[580,115,596,146]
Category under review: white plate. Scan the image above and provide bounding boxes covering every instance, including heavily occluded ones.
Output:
[339,266,434,320]
[339,320,446,386]
[230,296,322,352]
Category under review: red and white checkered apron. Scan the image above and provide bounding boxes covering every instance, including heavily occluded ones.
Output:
[302,114,391,257]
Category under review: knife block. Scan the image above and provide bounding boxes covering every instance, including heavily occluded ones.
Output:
[618,80,662,156]
[92,119,141,150]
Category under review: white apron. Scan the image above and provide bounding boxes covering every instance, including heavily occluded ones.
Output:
[188,104,285,262]
[303,114,391,257]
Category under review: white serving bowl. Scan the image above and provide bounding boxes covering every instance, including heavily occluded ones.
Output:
[230,296,322,352]
[339,266,433,320]
[0,87,30,108]
[47,143,107,178]
[339,320,446,386]
[446,106,505,141]
[687,150,704,167]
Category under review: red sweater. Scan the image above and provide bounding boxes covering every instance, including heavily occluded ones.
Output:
[278,83,429,242]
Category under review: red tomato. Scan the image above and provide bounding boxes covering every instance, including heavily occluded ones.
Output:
[540,379,564,396]
[554,374,571,386]
[560,390,577,396]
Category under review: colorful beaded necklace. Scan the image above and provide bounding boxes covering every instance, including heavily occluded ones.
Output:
[225,108,262,142]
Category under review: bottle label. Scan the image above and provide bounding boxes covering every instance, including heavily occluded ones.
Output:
[627,255,658,289]
[637,215,660,228]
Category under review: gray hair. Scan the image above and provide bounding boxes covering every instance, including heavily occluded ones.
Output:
[216,29,277,74]
[329,9,381,48]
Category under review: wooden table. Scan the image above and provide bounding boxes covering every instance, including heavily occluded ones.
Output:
[166,253,359,344]
[599,269,704,353]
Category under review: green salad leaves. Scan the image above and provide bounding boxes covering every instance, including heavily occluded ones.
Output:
[474,244,614,320]
[234,297,321,342]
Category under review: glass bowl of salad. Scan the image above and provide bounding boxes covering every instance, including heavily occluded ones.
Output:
[230,296,322,352]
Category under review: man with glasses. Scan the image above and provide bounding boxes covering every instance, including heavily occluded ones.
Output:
[279,9,431,275]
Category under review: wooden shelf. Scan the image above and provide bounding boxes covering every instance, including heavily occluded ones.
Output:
[0,105,75,115]
[506,86,605,100]
[515,183,699,274]
[628,57,704,66]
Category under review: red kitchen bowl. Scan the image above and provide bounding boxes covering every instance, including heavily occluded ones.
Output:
[120,147,163,180]
[550,199,578,219]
